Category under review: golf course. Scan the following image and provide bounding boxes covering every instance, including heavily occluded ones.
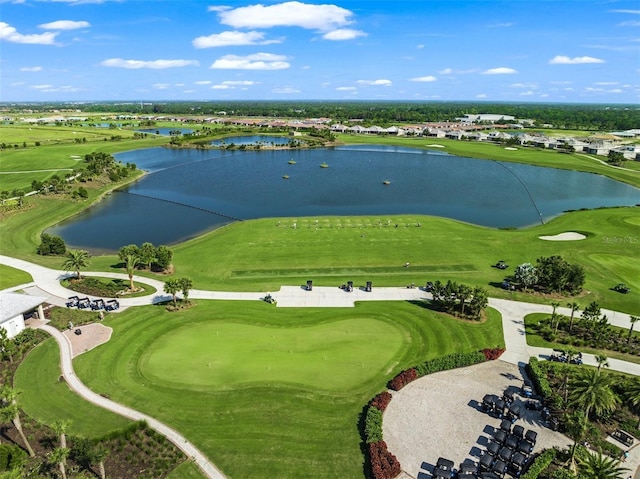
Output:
[1,120,639,478]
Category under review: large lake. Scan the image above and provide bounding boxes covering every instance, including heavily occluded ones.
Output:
[49,145,640,253]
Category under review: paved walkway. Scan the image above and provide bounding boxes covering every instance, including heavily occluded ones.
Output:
[2,255,639,477]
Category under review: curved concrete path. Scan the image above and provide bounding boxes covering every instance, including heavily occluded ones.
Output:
[39,323,226,479]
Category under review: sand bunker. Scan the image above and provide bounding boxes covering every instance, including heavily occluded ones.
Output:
[504,147,518,150]
[426,144,445,148]
[539,232,586,241]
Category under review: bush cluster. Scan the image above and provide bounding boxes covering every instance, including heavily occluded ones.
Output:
[525,357,552,399]
[520,448,557,479]
[37,233,66,256]
[388,368,418,391]
[368,441,401,479]
[370,392,393,412]
[365,407,384,443]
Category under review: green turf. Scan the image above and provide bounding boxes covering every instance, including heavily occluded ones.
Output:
[140,317,403,391]
[168,207,640,314]
[71,300,503,478]
[0,264,33,289]
[13,338,132,437]
[523,313,640,364]
[166,461,207,479]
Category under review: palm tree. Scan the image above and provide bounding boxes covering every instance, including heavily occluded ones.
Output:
[577,450,628,479]
[125,254,139,291]
[164,278,181,307]
[626,379,640,428]
[457,284,472,315]
[0,386,35,457]
[62,249,91,280]
[52,420,70,449]
[595,354,609,372]
[179,277,193,303]
[628,316,640,344]
[564,409,588,472]
[49,447,69,479]
[93,444,108,479]
[567,301,580,332]
[570,369,620,420]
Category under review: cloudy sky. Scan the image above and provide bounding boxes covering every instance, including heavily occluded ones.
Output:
[1,0,638,103]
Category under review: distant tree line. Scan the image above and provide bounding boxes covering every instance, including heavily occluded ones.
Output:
[6,101,637,131]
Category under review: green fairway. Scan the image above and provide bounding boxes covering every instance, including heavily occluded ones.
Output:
[14,339,132,437]
[140,318,403,390]
[170,207,640,314]
[70,300,503,478]
[0,264,32,289]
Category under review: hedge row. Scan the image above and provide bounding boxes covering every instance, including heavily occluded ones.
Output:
[365,407,384,444]
[388,368,418,391]
[520,448,557,479]
[369,441,402,479]
[525,357,552,398]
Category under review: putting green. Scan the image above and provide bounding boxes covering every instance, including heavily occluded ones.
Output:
[139,318,403,391]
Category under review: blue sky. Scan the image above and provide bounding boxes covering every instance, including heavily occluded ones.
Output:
[1,0,639,103]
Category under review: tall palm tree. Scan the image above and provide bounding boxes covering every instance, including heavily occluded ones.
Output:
[570,369,620,420]
[564,409,588,472]
[0,386,35,457]
[567,301,580,332]
[628,315,640,344]
[626,379,640,428]
[595,354,609,372]
[49,447,69,479]
[125,254,139,291]
[577,450,628,479]
[93,444,108,479]
[52,420,70,449]
[62,249,91,280]
[164,278,181,307]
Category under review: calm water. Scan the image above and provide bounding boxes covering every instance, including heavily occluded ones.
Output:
[210,135,292,146]
[48,145,640,252]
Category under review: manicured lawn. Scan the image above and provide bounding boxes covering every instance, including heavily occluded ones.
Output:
[169,207,640,314]
[523,313,640,364]
[14,338,131,437]
[0,264,32,289]
[166,461,207,479]
[71,300,503,478]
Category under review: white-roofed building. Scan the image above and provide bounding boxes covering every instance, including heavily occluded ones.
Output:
[0,292,46,338]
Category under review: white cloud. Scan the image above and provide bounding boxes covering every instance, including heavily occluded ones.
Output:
[608,88,623,93]
[0,22,58,44]
[194,80,212,85]
[357,79,392,86]
[510,82,537,88]
[30,84,81,93]
[619,20,640,26]
[609,9,640,14]
[322,29,365,40]
[193,30,280,48]
[217,1,354,31]
[336,86,356,91]
[20,66,43,72]
[31,84,54,90]
[482,67,517,74]
[520,90,535,96]
[476,93,487,98]
[438,68,452,75]
[38,20,90,30]
[101,58,199,69]
[549,55,605,64]
[410,76,437,82]
[208,5,232,12]
[416,44,424,49]
[212,80,259,89]
[273,86,300,94]
[438,67,477,75]
[488,22,514,28]
[153,83,170,89]
[594,81,618,85]
[210,52,289,70]
[211,84,230,90]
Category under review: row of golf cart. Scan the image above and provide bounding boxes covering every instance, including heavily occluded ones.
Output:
[478,420,538,478]
[66,296,119,311]
[548,349,583,365]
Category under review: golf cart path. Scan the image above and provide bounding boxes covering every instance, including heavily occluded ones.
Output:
[38,323,226,479]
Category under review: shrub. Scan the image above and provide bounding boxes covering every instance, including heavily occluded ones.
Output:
[520,448,557,479]
[365,407,384,443]
[37,233,66,255]
[415,351,486,377]
[370,392,393,412]
[526,357,552,398]
[368,441,401,479]
[481,348,506,360]
[388,368,417,391]
[0,443,27,471]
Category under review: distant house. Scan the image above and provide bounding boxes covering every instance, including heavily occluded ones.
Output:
[0,292,46,339]
[458,113,515,124]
